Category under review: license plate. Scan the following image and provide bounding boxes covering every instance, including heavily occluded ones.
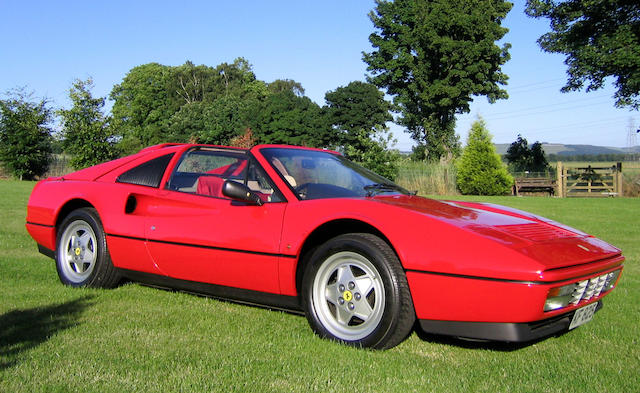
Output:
[569,302,598,330]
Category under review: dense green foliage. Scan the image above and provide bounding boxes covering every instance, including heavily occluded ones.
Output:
[324,81,392,148]
[363,0,512,160]
[109,61,400,175]
[344,129,400,180]
[324,81,398,176]
[267,79,305,96]
[526,0,640,109]
[505,135,550,173]
[57,79,118,169]
[109,59,340,154]
[4,57,401,178]
[0,91,52,180]
[109,63,177,153]
[1,181,638,392]
[456,119,513,195]
[168,97,252,145]
[248,91,331,147]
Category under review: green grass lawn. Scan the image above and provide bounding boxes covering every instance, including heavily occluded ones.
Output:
[1,180,638,392]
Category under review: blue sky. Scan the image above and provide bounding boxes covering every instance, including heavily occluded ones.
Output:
[1,0,637,151]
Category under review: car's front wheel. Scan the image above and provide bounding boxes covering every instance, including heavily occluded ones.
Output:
[56,208,120,288]
[302,233,415,349]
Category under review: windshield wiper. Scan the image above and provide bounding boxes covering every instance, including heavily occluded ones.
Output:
[364,183,409,197]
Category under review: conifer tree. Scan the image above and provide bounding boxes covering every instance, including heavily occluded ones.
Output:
[456,119,512,195]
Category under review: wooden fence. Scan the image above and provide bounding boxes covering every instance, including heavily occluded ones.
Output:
[556,162,623,197]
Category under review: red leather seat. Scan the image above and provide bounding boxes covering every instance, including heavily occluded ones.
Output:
[197,176,224,197]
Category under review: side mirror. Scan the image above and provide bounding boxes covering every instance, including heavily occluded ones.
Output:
[222,180,264,206]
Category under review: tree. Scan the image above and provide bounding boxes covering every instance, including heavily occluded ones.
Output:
[171,61,220,105]
[0,89,53,180]
[168,96,256,145]
[249,91,332,147]
[530,142,550,173]
[324,81,392,150]
[456,119,512,195]
[110,63,177,153]
[526,0,640,109]
[58,78,118,169]
[505,135,550,173]
[111,59,265,154]
[268,79,305,97]
[166,101,209,143]
[363,0,512,160]
[211,57,260,99]
[505,135,531,172]
[323,81,398,177]
[344,128,401,180]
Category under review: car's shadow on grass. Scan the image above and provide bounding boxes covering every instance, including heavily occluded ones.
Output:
[0,296,95,370]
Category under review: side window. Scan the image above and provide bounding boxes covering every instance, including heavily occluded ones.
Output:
[116,153,175,188]
[167,148,284,203]
[167,148,247,198]
[246,160,283,203]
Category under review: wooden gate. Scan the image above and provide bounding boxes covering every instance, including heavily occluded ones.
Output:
[556,162,623,197]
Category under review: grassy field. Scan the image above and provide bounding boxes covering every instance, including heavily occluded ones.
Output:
[1,180,638,392]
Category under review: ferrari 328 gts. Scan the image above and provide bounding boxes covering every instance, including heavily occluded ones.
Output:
[25,143,624,349]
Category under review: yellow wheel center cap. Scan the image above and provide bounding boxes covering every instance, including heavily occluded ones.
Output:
[74,247,81,256]
[343,290,353,302]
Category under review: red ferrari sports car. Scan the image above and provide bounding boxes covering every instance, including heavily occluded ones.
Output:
[25,143,624,349]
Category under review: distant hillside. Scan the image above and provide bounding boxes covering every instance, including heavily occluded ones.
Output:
[494,143,640,156]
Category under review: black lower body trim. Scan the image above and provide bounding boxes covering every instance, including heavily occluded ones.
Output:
[418,301,603,342]
[118,269,303,314]
[38,244,55,259]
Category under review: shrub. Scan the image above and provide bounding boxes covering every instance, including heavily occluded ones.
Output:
[0,90,53,180]
[456,119,513,195]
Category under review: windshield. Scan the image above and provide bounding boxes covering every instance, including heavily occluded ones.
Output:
[260,148,410,200]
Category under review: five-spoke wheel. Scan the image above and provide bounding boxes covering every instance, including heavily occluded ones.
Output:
[55,208,120,288]
[58,220,98,284]
[312,251,385,341]
[303,233,415,349]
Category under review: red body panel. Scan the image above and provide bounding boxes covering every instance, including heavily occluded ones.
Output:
[141,190,285,293]
[407,265,622,322]
[25,143,624,330]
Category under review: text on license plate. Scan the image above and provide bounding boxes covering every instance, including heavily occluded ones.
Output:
[569,302,598,330]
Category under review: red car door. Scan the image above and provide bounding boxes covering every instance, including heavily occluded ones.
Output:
[143,147,287,294]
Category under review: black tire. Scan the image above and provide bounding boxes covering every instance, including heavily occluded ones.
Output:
[302,233,415,349]
[55,207,121,288]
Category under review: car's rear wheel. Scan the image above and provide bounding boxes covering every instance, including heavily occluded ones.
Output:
[302,233,415,349]
[56,208,120,288]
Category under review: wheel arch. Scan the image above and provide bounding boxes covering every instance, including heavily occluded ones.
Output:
[55,199,96,231]
[295,218,397,294]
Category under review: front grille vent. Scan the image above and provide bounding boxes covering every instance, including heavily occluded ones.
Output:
[570,271,618,306]
[496,223,578,242]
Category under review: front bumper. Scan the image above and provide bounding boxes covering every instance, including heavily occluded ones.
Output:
[418,301,603,342]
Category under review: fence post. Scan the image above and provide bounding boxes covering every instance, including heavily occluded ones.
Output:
[556,162,564,198]
[616,162,623,196]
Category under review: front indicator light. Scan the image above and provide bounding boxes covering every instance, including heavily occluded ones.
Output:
[603,270,621,292]
[544,283,575,311]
